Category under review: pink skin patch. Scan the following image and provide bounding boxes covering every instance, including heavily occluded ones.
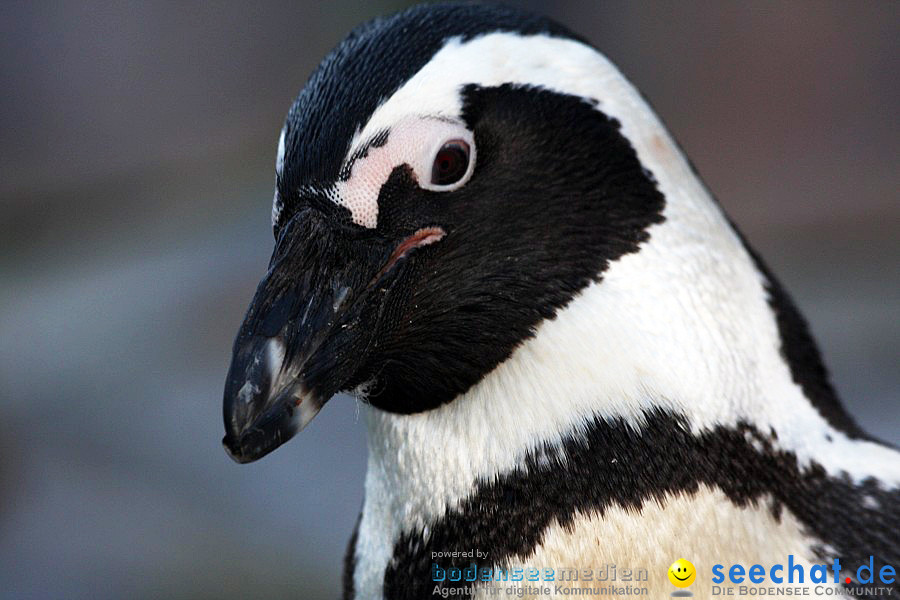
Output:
[387,227,446,267]
[371,226,447,284]
[332,116,475,228]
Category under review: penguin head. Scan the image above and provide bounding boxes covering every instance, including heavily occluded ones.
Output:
[221,4,825,464]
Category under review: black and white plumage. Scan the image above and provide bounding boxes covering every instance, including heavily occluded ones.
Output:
[221,4,900,599]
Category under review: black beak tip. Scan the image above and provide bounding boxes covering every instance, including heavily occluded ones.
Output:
[221,428,293,464]
[221,333,298,464]
[221,395,303,464]
[222,434,255,464]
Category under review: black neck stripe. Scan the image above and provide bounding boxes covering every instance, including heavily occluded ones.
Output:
[380,409,899,598]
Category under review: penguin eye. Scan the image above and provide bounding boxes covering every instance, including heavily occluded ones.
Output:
[430,140,470,187]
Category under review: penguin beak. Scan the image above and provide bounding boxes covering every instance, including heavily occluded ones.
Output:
[222,209,397,464]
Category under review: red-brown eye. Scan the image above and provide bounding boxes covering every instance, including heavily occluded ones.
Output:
[430,140,470,186]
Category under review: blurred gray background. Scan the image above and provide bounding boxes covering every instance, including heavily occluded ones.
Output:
[1,1,897,599]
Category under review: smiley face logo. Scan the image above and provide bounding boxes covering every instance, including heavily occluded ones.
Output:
[668,558,696,588]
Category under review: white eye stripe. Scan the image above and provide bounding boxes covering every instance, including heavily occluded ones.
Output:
[272,128,287,230]
[271,190,283,229]
[275,127,286,177]
[279,30,662,230]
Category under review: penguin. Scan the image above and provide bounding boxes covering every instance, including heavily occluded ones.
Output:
[221,4,900,599]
